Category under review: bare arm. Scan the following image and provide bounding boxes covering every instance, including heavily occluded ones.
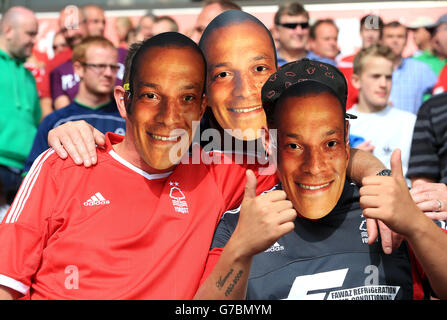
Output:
[0,285,22,300]
[39,97,53,121]
[47,120,106,167]
[194,170,296,299]
[360,149,447,299]
[347,147,385,185]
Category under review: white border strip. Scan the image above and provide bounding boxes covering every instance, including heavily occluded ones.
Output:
[28,1,447,19]
[0,274,30,295]
[5,149,55,224]
[109,150,172,180]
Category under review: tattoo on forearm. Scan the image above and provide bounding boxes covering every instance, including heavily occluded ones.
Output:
[224,270,243,297]
[216,269,233,289]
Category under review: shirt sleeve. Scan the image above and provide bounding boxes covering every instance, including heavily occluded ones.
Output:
[0,149,58,294]
[50,67,64,101]
[407,102,440,181]
[433,66,447,95]
[199,211,239,285]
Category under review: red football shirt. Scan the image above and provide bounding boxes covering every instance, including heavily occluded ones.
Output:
[0,133,276,299]
[433,64,447,95]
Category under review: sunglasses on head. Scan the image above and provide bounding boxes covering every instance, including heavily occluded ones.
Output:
[277,22,309,29]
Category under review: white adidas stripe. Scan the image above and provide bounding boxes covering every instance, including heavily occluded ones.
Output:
[5,149,55,224]
[95,192,106,201]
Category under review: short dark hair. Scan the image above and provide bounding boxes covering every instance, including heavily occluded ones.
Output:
[126,32,206,114]
[309,19,338,40]
[383,20,408,38]
[274,2,309,25]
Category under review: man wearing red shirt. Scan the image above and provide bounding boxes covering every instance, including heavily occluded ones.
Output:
[0,32,275,299]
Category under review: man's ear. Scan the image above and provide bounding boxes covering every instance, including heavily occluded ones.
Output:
[114,85,128,119]
[351,73,361,90]
[261,124,274,156]
[73,61,84,79]
[3,23,13,41]
[345,120,351,161]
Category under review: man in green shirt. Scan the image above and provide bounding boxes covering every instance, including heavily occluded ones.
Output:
[410,17,447,76]
[0,6,41,203]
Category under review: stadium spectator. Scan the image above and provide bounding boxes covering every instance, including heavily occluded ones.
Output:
[81,4,106,37]
[409,17,447,76]
[382,21,437,114]
[308,18,339,64]
[50,5,127,110]
[24,36,126,173]
[410,17,435,57]
[196,60,446,300]
[349,44,416,184]
[0,6,40,204]
[338,14,384,109]
[429,14,447,95]
[135,12,156,41]
[40,5,88,116]
[152,16,179,35]
[407,91,447,220]
[273,2,335,66]
[402,13,447,227]
[189,0,241,43]
[52,31,68,56]
[115,17,134,49]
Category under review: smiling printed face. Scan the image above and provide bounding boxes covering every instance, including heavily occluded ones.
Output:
[126,45,206,172]
[276,91,350,220]
[202,19,277,140]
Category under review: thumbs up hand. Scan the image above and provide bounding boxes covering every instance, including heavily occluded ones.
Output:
[360,149,424,238]
[231,170,297,258]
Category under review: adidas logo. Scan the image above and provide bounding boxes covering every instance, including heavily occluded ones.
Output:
[83,192,110,206]
[265,242,285,253]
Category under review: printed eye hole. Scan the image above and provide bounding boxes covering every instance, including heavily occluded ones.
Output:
[144,92,157,99]
[255,65,268,72]
[183,94,195,102]
[288,143,299,150]
[214,71,230,79]
[327,140,338,148]
[139,92,160,102]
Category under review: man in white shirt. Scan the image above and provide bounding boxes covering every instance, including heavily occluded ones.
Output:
[349,44,416,184]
